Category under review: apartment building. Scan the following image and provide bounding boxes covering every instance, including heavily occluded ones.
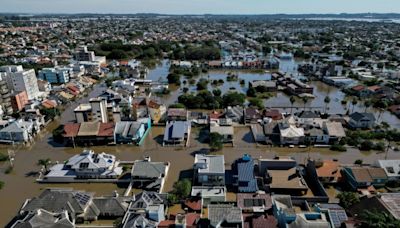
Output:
[38,67,73,84]
[0,65,39,100]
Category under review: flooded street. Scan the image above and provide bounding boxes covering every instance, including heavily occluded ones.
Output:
[151,59,400,128]
[1,60,400,226]
[1,122,400,225]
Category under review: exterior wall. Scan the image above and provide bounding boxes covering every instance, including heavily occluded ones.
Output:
[11,91,29,112]
[90,99,108,123]
[4,68,39,100]
[0,130,28,142]
[38,68,72,84]
[197,173,225,186]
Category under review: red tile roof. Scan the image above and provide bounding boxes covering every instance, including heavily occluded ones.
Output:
[186,213,200,227]
[98,123,115,137]
[62,123,80,137]
[184,199,202,211]
[243,213,277,228]
[351,85,365,91]
[41,99,57,109]
[157,220,175,228]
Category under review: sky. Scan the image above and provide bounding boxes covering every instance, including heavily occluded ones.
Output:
[0,0,400,14]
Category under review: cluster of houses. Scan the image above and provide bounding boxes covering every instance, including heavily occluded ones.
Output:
[40,150,170,193]
[16,153,400,227]
[0,45,106,144]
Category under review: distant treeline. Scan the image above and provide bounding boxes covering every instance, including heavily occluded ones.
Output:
[93,40,220,61]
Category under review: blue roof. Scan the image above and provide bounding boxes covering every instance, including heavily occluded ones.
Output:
[234,155,258,193]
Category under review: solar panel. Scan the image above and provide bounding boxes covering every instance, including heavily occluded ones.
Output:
[329,210,348,227]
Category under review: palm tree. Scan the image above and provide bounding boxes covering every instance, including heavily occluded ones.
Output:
[302,96,309,111]
[324,96,331,113]
[289,96,296,114]
[37,158,51,172]
[351,98,358,113]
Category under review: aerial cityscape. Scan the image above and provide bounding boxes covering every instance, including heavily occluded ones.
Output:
[1,1,400,228]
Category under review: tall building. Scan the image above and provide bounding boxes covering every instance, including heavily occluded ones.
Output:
[0,77,13,115]
[74,97,110,123]
[38,67,73,84]
[0,65,40,100]
[11,91,29,112]
[73,45,95,62]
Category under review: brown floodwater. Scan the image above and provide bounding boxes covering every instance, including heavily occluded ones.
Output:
[1,74,400,226]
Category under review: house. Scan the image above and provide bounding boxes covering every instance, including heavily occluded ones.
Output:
[10,209,75,228]
[148,100,166,124]
[43,149,123,181]
[245,108,262,124]
[313,160,342,185]
[163,121,191,147]
[210,124,234,144]
[236,193,273,213]
[350,85,370,97]
[71,122,114,145]
[278,121,305,145]
[191,186,227,204]
[348,112,376,129]
[342,166,388,191]
[348,193,400,220]
[322,121,346,143]
[209,111,233,126]
[232,154,258,193]
[131,157,170,192]
[122,191,168,228]
[225,106,244,123]
[260,157,308,196]
[375,160,400,180]
[114,119,151,145]
[304,127,329,144]
[18,188,100,223]
[208,204,243,228]
[167,108,188,122]
[263,109,283,120]
[272,195,330,228]
[314,204,348,228]
[194,154,225,186]
[250,80,277,92]
[0,120,34,143]
[297,111,321,126]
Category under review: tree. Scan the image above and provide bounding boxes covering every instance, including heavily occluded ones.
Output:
[0,181,4,190]
[337,192,360,209]
[246,87,257,97]
[168,179,192,204]
[222,92,245,107]
[290,96,296,114]
[360,140,374,151]
[359,209,400,228]
[37,158,51,172]
[212,89,221,97]
[354,159,363,165]
[196,79,208,91]
[167,73,181,85]
[324,96,331,113]
[209,132,224,151]
[248,98,264,110]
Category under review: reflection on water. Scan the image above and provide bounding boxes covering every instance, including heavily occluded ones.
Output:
[1,59,400,225]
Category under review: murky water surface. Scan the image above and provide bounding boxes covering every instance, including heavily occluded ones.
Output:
[1,60,400,225]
